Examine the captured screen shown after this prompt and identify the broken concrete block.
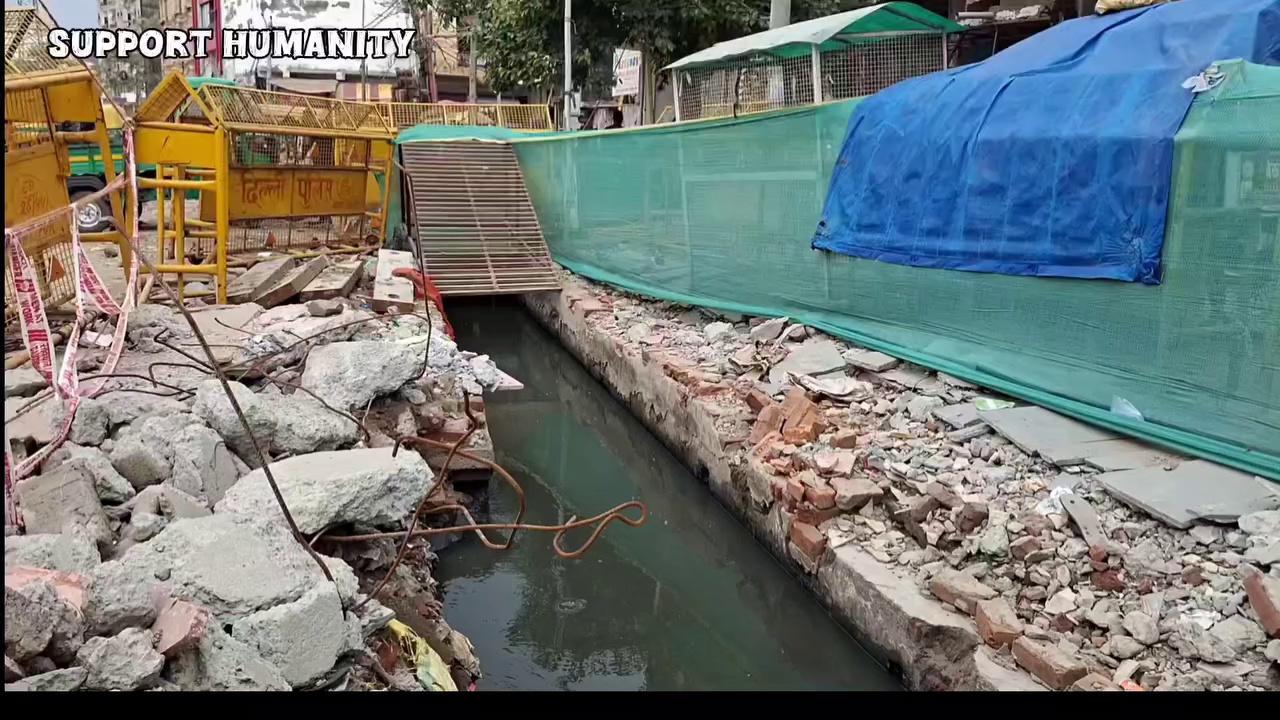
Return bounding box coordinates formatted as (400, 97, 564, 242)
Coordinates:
(5, 530, 101, 573)
(167, 421, 241, 505)
(768, 339, 846, 384)
(1097, 460, 1280, 529)
(928, 569, 997, 615)
(120, 514, 328, 620)
(15, 464, 113, 548)
(227, 257, 296, 305)
(300, 260, 364, 303)
(1011, 636, 1088, 690)
(84, 560, 159, 636)
(5, 366, 49, 398)
(270, 394, 362, 457)
(231, 584, 346, 687)
(43, 444, 135, 505)
(191, 379, 277, 469)
(1242, 567, 1279, 638)
(842, 348, 899, 372)
(299, 341, 424, 413)
(4, 584, 55, 661)
(109, 434, 172, 491)
(830, 476, 882, 511)
(215, 447, 432, 535)
(8, 667, 87, 692)
(252, 257, 329, 309)
(906, 394, 944, 421)
(155, 486, 211, 521)
(153, 598, 211, 657)
(126, 511, 166, 542)
(320, 556, 360, 608)
(5, 396, 60, 447)
(164, 623, 289, 691)
(371, 249, 416, 313)
(305, 299, 343, 317)
(5, 576, 85, 664)
(76, 627, 164, 691)
(749, 317, 787, 342)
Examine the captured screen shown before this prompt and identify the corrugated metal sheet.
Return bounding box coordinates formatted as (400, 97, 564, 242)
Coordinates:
(400, 141, 560, 296)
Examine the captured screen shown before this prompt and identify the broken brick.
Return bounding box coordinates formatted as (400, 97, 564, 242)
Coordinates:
(805, 485, 837, 510)
(795, 504, 842, 527)
(928, 569, 996, 615)
(831, 428, 858, 449)
(749, 404, 786, 444)
(789, 521, 826, 562)
(785, 478, 807, 504)
(1070, 673, 1122, 692)
(1011, 636, 1088, 690)
(830, 476, 882, 512)
(1243, 566, 1280, 638)
(1092, 569, 1126, 592)
(745, 390, 772, 414)
(1010, 536, 1042, 561)
(151, 598, 211, 657)
(975, 597, 1022, 648)
(958, 500, 989, 533)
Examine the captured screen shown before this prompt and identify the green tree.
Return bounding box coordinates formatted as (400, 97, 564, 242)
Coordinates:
(420, 0, 861, 97)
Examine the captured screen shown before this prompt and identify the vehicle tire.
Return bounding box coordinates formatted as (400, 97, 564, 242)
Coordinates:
(70, 188, 112, 233)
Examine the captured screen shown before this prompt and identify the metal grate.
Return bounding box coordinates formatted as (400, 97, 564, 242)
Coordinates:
(381, 102, 554, 131)
(4, 8, 84, 77)
(200, 85, 392, 135)
(136, 72, 199, 123)
(820, 33, 946, 100)
(399, 141, 560, 296)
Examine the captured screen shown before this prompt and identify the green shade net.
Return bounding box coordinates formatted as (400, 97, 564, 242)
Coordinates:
(503, 59, 1279, 479)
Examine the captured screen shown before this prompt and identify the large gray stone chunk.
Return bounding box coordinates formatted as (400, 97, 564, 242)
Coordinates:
(191, 380, 276, 468)
(14, 579, 85, 664)
(9, 667, 87, 692)
(231, 585, 347, 687)
(76, 627, 164, 691)
(120, 513, 325, 620)
(5, 530, 101, 573)
(5, 366, 49, 398)
(109, 435, 172, 490)
(44, 444, 136, 505)
(84, 560, 158, 636)
(270, 394, 362, 456)
(167, 421, 241, 505)
(164, 623, 290, 691)
(1238, 510, 1280, 537)
(15, 464, 113, 548)
(215, 448, 432, 534)
(300, 341, 423, 413)
(4, 585, 55, 661)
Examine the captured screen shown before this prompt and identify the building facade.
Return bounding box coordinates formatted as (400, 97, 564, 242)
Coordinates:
(97, 0, 163, 103)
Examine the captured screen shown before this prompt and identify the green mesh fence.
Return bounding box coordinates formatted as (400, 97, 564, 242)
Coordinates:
(502, 60, 1279, 479)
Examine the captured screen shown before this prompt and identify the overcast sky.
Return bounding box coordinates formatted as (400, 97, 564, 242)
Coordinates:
(45, 0, 98, 28)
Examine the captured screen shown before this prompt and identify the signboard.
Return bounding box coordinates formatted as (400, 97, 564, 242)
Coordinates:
(612, 49, 642, 98)
(203, 168, 370, 221)
(5, 145, 71, 252)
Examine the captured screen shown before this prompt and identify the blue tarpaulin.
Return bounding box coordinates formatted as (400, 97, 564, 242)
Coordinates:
(812, 0, 1280, 284)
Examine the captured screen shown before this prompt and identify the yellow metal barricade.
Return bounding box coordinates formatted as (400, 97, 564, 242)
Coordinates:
(378, 101, 554, 132)
(4, 5, 133, 320)
(134, 71, 397, 303)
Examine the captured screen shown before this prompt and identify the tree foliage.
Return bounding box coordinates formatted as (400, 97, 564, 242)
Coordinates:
(420, 0, 860, 95)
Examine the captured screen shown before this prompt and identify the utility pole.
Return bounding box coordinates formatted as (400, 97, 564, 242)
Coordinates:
(563, 0, 572, 130)
(263, 4, 273, 91)
(360, 0, 369, 100)
(424, 7, 438, 102)
(769, 0, 791, 29)
(467, 22, 477, 103)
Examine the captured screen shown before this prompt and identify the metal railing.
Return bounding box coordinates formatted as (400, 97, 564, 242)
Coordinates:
(378, 102, 553, 132)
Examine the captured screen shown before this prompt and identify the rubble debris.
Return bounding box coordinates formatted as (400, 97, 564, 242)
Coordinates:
(254, 257, 330, 309)
(44, 444, 136, 505)
(300, 340, 425, 413)
(163, 624, 290, 691)
(76, 627, 165, 691)
(928, 569, 996, 614)
(372, 249, 416, 313)
(215, 447, 432, 535)
(842, 347, 899, 372)
(306, 299, 344, 317)
(300, 260, 364, 303)
(5, 584, 57, 661)
(153, 598, 211, 658)
(227, 257, 296, 305)
(1012, 636, 1088, 690)
(1096, 461, 1280, 529)
(750, 317, 787, 342)
(15, 463, 114, 548)
(1070, 672, 1121, 691)
(230, 585, 348, 687)
(5, 366, 48, 397)
(1242, 567, 1279, 638)
(5, 530, 101, 573)
(84, 560, 159, 636)
(975, 597, 1022, 647)
(6, 667, 87, 692)
(768, 339, 846, 385)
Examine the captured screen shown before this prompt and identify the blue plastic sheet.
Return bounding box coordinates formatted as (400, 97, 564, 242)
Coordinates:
(812, 0, 1280, 284)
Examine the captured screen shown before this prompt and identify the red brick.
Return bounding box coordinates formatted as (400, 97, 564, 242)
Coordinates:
(1182, 566, 1205, 587)
(4, 566, 86, 611)
(785, 478, 807, 504)
(1011, 636, 1088, 690)
(749, 404, 786, 444)
(974, 597, 1023, 648)
(152, 598, 211, 657)
(830, 476, 882, 511)
(745, 390, 772, 413)
(692, 382, 729, 397)
(805, 485, 837, 510)
(789, 521, 827, 561)
(1088, 544, 1109, 562)
(768, 457, 793, 475)
(831, 428, 858, 449)
(1243, 566, 1280, 638)
(958, 500, 989, 533)
(1092, 569, 1126, 592)
(928, 569, 996, 615)
(795, 504, 842, 526)
(1010, 536, 1042, 561)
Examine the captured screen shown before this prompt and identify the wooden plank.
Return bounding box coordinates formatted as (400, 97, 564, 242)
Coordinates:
(373, 249, 415, 313)
(253, 257, 330, 309)
(299, 259, 364, 301)
(226, 257, 295, 304)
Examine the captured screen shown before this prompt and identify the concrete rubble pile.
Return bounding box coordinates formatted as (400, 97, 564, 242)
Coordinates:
(551, 270, 1280, 692)
(4, 258, 502, 692)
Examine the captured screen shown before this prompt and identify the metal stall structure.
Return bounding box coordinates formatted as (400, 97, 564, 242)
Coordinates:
(133, 71, 397, 303)
(666, 2, 962, 122)
(379, 102, 554, 132)
(5, 4, 133, 319)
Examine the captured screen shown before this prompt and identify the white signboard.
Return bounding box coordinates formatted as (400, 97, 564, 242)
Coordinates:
(612, 49, 641, 98)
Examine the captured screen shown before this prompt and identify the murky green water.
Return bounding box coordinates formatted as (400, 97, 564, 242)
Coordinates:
(437, 300, 898, 691)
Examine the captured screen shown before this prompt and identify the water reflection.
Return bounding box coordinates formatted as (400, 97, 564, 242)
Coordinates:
(437, 301, 897, 691)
